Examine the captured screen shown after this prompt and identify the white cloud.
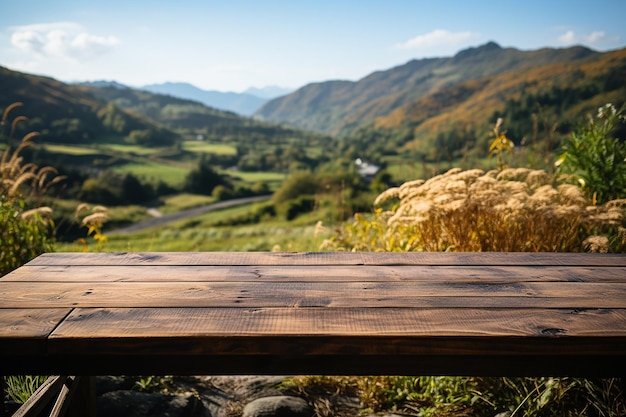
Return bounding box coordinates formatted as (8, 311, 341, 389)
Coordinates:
(558, 30, 607, 45)
(396, 29, 479, 50)
(558, 30, 576, 44)
(10, 22, 119, 61)
(585, 31, 605, 43)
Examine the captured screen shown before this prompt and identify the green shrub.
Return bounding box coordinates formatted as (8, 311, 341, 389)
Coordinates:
(0, 198, 53, 276)
(272, 171, 319, 203)
(556, 103, 626, 204)
(285, 196, 315, 221)
(212, 184, 234, 201)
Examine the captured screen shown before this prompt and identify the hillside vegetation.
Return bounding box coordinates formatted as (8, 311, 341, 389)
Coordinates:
(256, 42, 604, 134)
(1, 65, 333, 171)
(257, 43, 625, 172)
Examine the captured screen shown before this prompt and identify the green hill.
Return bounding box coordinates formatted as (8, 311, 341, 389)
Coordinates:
(0, 66, 176, 146)
(365, 47, 626, 162)
(1, 65, 328, 150)
(75, 84, 317, 146)
(1, 66, 334, 180)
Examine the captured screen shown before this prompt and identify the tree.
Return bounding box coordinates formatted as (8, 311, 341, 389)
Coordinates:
(121, 173, 153, 204)
(184, 155, 229, 195)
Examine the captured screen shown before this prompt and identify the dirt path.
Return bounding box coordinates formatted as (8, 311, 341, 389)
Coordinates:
(112, 195, 271, 234)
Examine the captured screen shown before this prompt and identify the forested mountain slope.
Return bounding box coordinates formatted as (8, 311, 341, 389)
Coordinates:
(255, 42, 604, 136)
(1, 66, 175, 145)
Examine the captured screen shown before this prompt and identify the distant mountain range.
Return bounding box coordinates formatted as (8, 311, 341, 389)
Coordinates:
(243, 86, 294, 99)
(255, 41, 625, 138)
(76, 81, 294, 116)
(139, 82, 263, 116)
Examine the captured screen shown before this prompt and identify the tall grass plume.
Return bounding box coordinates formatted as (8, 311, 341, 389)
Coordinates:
(324, 168, 625, 252)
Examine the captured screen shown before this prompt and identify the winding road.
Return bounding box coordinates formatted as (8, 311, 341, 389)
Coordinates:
(112, 195, 271, 234)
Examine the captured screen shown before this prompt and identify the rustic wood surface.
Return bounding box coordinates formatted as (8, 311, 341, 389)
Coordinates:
(1, 251, 625, 376)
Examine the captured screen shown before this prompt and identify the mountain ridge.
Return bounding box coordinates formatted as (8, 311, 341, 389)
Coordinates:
(254, 41, 601, 135)
(0, 65, 316, 149)
(140, 82, 267, 116)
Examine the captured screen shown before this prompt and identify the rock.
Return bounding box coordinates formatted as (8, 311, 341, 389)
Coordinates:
(96, 376, 135, 395)
(494, 412, 512, 417)
(97, 390, 207, 417)
(242, 395, 313, 417)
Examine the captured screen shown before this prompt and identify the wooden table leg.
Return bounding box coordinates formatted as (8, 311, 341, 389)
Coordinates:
(67, 376, 96, 417)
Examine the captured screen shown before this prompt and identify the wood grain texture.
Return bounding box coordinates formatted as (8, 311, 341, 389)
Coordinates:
(5, 265, 626, 283)
(0, 309, 71, 338)
(0, 308, 71, 356)
(2, 252, 625, 377)
(1, 281, 625, 308)
(26, 251, 626, 267)
(50, 307, 626, 341)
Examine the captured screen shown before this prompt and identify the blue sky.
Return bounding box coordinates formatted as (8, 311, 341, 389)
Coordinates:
(1, 0, 625, 93)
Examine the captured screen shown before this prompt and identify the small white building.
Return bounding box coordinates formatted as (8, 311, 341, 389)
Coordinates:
(355, 158, 380, 179)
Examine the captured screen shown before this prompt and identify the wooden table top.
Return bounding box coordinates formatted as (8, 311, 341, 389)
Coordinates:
(1, 251, 625, 376)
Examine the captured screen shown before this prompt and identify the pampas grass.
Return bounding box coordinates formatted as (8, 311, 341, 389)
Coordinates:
(326, 168, 625, 253)
(1, 103, 65, 200)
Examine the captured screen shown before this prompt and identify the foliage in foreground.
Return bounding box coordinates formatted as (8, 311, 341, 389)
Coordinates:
(2, 376, 48, 405)
(0, 198, 54, 275)
(1, 103, 59, 275)
(323, 167, 626, 253)
(556, 103, 626, 205)
(284, 375, 625, 417)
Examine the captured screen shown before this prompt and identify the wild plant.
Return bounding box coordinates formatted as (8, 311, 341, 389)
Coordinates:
(556, 103, 626, 204)
(1, 103, 61, 276)
(489, 117, 515, 170)
(1, 103, 66, 203)
(323, 167, 626, 253)
(73, 203, 109, 251)
(2, 375, 48, 404)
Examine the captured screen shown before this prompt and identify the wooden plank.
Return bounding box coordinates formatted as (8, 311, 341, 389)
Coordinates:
(1, 282, 626, 308)
(49, 376, 77, 417)
(12, 376, 66, 417)
(48, 307, 626, 356)
(5, 264, 626, 283)
(0, 309, 70, 338)
(0, 308, 71, 356)
(27, 251, 626, 267)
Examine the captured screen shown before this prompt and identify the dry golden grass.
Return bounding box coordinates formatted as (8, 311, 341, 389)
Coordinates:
(1, 103, 65, 201)
(325, 168, 626, 252)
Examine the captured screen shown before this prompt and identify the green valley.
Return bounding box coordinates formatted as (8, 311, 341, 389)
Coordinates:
(2, 41, 625, 252)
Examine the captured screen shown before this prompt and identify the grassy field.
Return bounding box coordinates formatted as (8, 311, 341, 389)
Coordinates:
(99, 143, 163, 155)
(55, 207, 326, 252)
(182, 141, 238, 155)
(42, 144, 103, 156)
(111, 160, 190, 186)
(54, 194, 345, 253)
(158, 193, 216, 214)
